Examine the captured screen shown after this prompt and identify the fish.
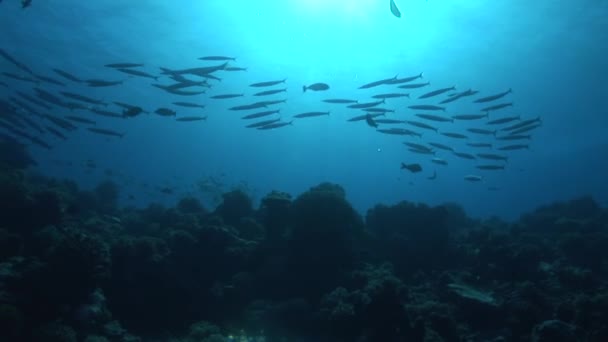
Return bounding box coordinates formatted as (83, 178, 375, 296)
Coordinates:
(34, 88, 66, 106)
(481, 103, 513, 112)
(60, 91, 106, 106)
(172, 102, 205, 109)
(429, 142, 453, 151)
(464, 175, 483, 182)
(87, 127, 124, 138)
(15, 92, 52, 110)
(154, 79, 208, 91)
(155, 108, 176, 116)
(364, 108, 395, 113)
(418, 86, 455, 99)
(43, 116, 77, 132)
(259, 99, 286, 106)
(105, 63, 144, 68)
(467, 128, 496, 136)
(386, 73, 424, 85)
(390, 0, 401, 18)
(29, 136, 52, 150)
(487, 116, 520, 125)
(372, 93, 409, 99)
(64, 116, 96, 125)
(474, 89, 512, 103)
(122, 106, 144, 118)
(254, 89, 287, 96)
(0, 48, 34, 74)
(323, 99, 358, 104)
(245, 118, 281, 128)
(242, 109, 280, 120)
(165, 89, 206, 96)
(359, 75, 398, 89)
(116, 68, 158, 80)
(160, 63, 228, 76)
(348, 100, 385, 109)
(374, 119, 405, 124)
(257, 121, 293, 130)
(86, 79, 123, 87)
(467, 143, 492, 148)
(0, 81, 7, 87)
(366, 114, 379, 128)
(348, 113, 384, 122)
(34, 74, 66, 86)
(22, 0, 32, 9)
(90, 109, 124, 118)
(211, 94, 244, 99)
(452, 114, 488, 120)
(225, 67, 247, 72)
(398, 82, 430, 89)
(45, 126, 68, 140)
(198, 56, 236, 61)
(176, 116, 207, 122)
(476, 165, 505, 170)
(250, 79, 286, 87)
(441, 132, 468, 139)
(501, 117, 542, 132)
(510, 124, 541, 135)
(440, 89, 478, 104)
(401, 163, 422, 173)
(406, 120, 438, 132)
(230, 103, 268, 111)
(404, 142, 433, 153)
(496, 134, 531, 141)
(113, 102, 141, 110)
(452, 152, 476, 160)
(415, 114, 453, 123)
(293, 111, 330, 119)
(52, 68, 83, 83)
(377, 128, 421, 137)
(408, 148, 435, 155)
(303, 83, 330, 92)
(477, 153, 509, 162)
(408, 105, 445, 111)
(497, 144, 529, 151)
(2, 72, 38, 84)
(432, 158, 448, 166)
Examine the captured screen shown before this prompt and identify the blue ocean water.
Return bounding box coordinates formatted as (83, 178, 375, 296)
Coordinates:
(1, 0, 607, 219)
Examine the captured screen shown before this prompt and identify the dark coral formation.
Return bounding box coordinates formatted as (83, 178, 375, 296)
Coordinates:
(1, 166, 608, 341)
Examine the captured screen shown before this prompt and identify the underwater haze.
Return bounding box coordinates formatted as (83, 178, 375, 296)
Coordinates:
(1, 0, 608, 219)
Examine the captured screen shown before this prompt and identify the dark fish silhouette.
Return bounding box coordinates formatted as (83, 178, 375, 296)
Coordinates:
(303, 83, 329, 92)
(401, 163, 422, 173)
(390, 0, 401, 18)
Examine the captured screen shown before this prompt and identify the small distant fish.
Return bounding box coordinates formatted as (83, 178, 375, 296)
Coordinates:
(390, 0, 401, 18)
(501, 117, 541, 132)
(86, 79, 123, 87)
(418, 86, 455, 99)
(176, 116, 207, 122)
(60, 91, 105, 106)
(440, 89, 478, 104)
(386, 73, 424, 85)
(116, 68, 158, 80)
(375, 119, 405, 124)
(230, 103, 268, 111)
(477, 153, 508, 162)
(404, 142, 433, 153)
(415, 114, 453, 123)
(198, 56, 236, 61)
(496, 134, 531, 141)
(52, 68, 83, 83)
(2, 72, 38, 84)
(453, 151, 476, 160)
(211, 94, 244, 99)
(242, 109, 280, 120)
(401, 163, 422, 173)
(225, 66, 247, 72)
(45, 126, 68, 140)
(497, 144, 529, 151)
(293, 111, 330, 119)
(398, 82, 430, 89)
(34, 74, 66, 86)
(254, 89, 286, 96)
(429, 142, 453, 151)
(474, 89, 512, 103)
(323, 99, 358, 104)
(303, 83, 330, 92)
(487, 116, 520, 125)
(87, 127, 124, 138)
(155, 108, 176, 116)
(172, 102, 205, 109)
(122, 106, 144, 118)
(467, 142, 493, 148)
(257, 121, 293, 130)
(348, 100, 385, 109)
(408, 148, 434, 155)
(250, 79, 286, 87)
(0, 81, 7, 87)
(408, 105, 445, 111)
(64, 116, 96, 125)
(246, 118, 281, 128)
(510, 124, 541, 135)
(105, 63, 144, 68)
(481, 103, 513, 112)
(452, 114, 488, 121)
(432, 158, 448, 166)
(476, 165, 505, 170)
(467, 128, 496, 136)
(348, 113, 384, 122)
(441, 132, 468, 139)
(364, 108, 394, 113)
(372, 93, 409, 99)
(359, 75, 398, 89)
(406, 120, 438, 132)
(464, 175, 483, 182)
(377, 128, 421, 137)
(166, 89, 206, 96)
(90, 109, 124, 118)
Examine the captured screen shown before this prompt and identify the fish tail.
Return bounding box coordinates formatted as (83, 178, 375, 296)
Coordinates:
(302, 86, 306, 93)
(419, 72, 424, 78)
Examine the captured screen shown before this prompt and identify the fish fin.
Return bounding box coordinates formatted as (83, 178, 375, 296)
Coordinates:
(302, 86, 306, 93)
